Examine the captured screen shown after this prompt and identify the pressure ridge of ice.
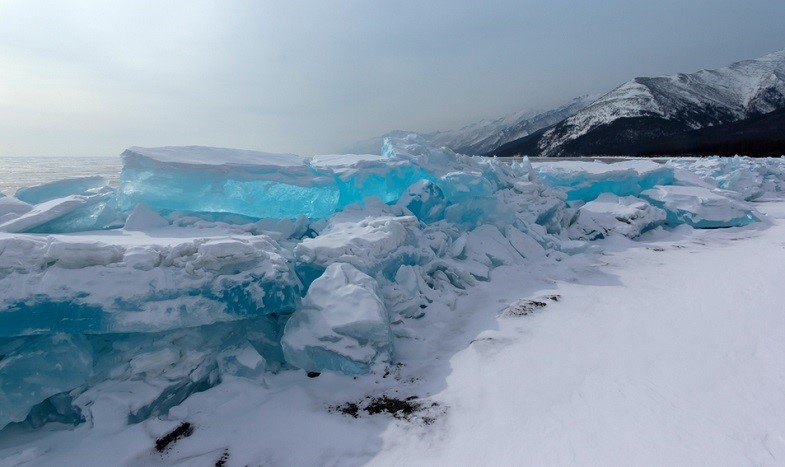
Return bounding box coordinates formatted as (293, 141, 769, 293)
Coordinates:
(1, 135, 784, 430)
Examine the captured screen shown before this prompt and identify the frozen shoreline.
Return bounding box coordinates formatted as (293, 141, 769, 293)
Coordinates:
(3, 200, 784, 466)
(1, 142, 784, 465)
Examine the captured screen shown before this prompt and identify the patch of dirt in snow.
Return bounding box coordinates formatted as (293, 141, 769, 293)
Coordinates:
(155, 422, 194, 453)
(333, 395, 443, 425)
(501, 294, 561, 317)
(214, 448, 230, 466)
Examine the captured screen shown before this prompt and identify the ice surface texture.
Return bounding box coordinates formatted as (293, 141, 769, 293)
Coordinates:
(533, 160, 675, 201)
(14, 176, 107, 205)
(0, 234, 299, 336)
(119, 146, 431, 219)
(282, 263, 392, 374)
(641, 185, 759, 228)
(568, 194, 666, 240)
(1, 137, 784, 431)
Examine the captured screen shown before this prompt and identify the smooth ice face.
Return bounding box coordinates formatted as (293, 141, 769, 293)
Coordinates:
(123, 203, 169, 231)
(641, 185, 759, 228)
(568, 194, 666, 240)
(311, 153, 435, 210)
(119, 146, 434, 220)
(281, 263, 392, 374)
(15, 176, 107, 205)
(534, 160, 675, 201)
(119, 146, 330, 219)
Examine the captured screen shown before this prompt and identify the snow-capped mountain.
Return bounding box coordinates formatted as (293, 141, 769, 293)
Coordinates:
(492, 49, 785, 157)
(343, 95, 597, 155)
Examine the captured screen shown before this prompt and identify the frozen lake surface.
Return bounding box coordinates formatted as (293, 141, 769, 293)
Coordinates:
(0, 156, 121, 195)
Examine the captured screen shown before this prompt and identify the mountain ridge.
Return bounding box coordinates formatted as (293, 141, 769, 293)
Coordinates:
(342, 94, 598, 155)
(491, 49, 785, 157)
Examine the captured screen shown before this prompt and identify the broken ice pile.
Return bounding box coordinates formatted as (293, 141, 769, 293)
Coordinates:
(1, 136, 784, 431)
(666, 156, 785, 201)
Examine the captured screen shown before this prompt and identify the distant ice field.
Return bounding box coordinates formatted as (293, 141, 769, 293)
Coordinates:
(0, 156, 121, 195)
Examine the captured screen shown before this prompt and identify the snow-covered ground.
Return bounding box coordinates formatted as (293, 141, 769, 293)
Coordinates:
(370, 200, 785, 466)
(3, 200, 784, 466)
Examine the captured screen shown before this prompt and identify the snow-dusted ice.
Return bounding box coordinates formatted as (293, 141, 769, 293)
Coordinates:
(533, 159, 674, 201)
(1, 137, 785, 464)
(568, 193, 666, 240)
(14, 176, 108, 205)
(282, 262, 392, 374)
(641, 184, 759, 228)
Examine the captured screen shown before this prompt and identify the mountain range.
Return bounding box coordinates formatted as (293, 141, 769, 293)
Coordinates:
(349, 49, 785, 157)
(342, 95, 597, 155)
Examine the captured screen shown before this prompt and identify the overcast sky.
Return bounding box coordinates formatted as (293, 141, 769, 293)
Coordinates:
(1, 0, 783, 156)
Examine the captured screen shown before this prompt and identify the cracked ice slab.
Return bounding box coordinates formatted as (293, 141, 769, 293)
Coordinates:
(0, 189, 121, 234)
(641, 185, 759, 228)
(15, 176, 108, 205)
(0, 232, 299, 336)
(568, 194, 666, 240)
(533, 160, 674, 201)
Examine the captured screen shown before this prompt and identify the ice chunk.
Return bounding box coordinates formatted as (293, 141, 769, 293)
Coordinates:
(123, 203, 169, 231)
(397, 180, 447, 222)
(641, 185, 759, 228)
(311, 153, 435, 209)
(119, 146, 332, 219)
(0, 197, 33, 224)
(534, 160, 674, 201)
(463, 225, 525, 274)
(15, 176, 107, 205)
(0, 189, 121, 234)
(382, 134, 469, 175)
(568, 194, 666, 240)
(281, 263, 392, 374)
(119, 146, 434, 220)
(295, 213, 426, 275)
(667, 156, 785, 201)
(217, 342, 267, 379)
(0, 235, 299, 336)
(0, 334, 93, 429)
